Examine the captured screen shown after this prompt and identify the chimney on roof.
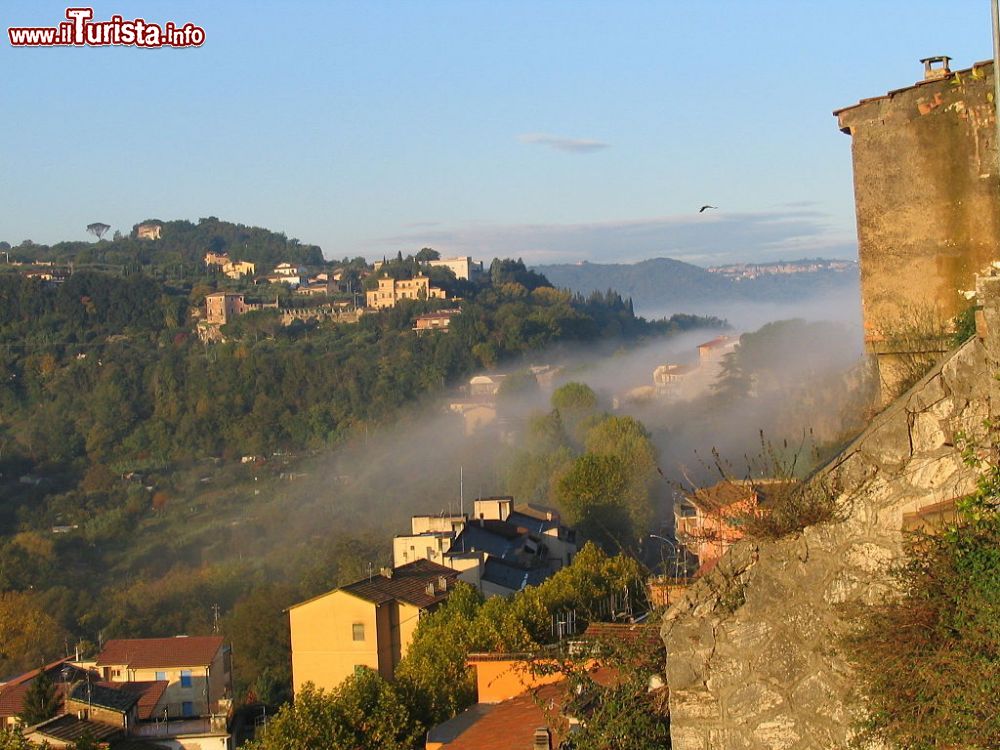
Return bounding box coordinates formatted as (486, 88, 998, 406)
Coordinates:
(920, 55, 951, 81)
(533, 728, 553, 750)
(425, 583, 435, 596)
(437, 576, 448, 592)
(381, 567, 393, 579)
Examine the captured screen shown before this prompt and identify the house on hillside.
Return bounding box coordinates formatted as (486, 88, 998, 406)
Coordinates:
(392, 497, 576, 597)
(222, 260, 255, 279)
(135, 222, 162, 240)
(95, 635, 232, 721)
(0, 658, 85, 728)
(366, 275, 446, 309)
(288, 559, 459, 695)
(675, 479, 794, 576)
(426, 256, 484, 280)
(204, 252, 229, 268)
(414, 308, 461, 333)
(425, 625, 662, 749)
(653, 363, 698, 400)
(2, 637, 232, 749)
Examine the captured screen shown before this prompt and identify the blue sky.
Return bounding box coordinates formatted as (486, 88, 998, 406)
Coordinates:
(1, 1, 992, 265)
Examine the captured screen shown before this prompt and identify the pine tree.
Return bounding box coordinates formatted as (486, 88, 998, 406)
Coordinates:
(18, 671, 60, 726)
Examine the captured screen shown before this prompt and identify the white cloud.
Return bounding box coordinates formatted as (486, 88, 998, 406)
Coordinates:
(517, 132, 610, 153)
(366, 210, 857, 266)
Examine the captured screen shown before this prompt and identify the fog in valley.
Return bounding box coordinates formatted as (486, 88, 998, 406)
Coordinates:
(253, 282, 869, 573)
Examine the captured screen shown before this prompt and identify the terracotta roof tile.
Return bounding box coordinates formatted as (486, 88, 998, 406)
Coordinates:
(27, 714, 121, 743)
(292, 559, 460, 610)
(95, 680, 168, 720)
(427, 683, 564, 750)
(0, 658, 75, 719)
(95, 636, 224, 670)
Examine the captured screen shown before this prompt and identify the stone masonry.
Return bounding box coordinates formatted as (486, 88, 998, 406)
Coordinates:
(661, 277, 999, 748)
(834, 58, 1000, 401)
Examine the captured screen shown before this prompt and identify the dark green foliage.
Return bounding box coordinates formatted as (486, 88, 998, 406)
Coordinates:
(557, 454, 634, 549)
(534, 620, 669, 750)
(18, 671, 60, 726)
(951, 304, 978, 346)
(12, 217, 322, 270)
(847, 465, 1000, 749)
(395, 544, 646, 728)
(245, 672, 420, 750)
(71, 732, 99, 750)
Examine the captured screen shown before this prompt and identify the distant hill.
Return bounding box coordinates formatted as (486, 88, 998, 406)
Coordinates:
(8, 216, 324, 270)
(533, 257, 859, 314)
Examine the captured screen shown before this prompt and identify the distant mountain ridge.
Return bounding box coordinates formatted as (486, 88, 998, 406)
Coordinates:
(533, 257, 859, 313)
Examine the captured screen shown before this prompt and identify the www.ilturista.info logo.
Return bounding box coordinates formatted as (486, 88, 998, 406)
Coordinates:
(8, 7, 205, 48)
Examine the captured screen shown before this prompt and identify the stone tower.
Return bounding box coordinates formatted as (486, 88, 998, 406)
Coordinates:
(834, 56, 1000, 400)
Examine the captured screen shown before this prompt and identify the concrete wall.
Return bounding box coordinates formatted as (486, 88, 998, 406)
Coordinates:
(289, 590, 383, 694)
(836, 60, 1000, 398)
(663, 316, 994, 748)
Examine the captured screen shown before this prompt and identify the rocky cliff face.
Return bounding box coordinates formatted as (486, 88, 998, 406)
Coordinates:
(662, 299, 995, 748)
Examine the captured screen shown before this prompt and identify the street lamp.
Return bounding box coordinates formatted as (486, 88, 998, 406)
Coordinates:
(648, 534, 681, 580)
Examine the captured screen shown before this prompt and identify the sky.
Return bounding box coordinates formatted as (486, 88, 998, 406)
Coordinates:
(1, 1, 993, 265)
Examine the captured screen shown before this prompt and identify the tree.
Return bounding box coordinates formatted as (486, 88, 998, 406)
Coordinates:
(86, 223, 111, 241)
(0, 593, 68, 677)
(414, 248, 440, 262)
(846, 465, 1000, 750)
(0, 728, 32, 750)
(18, 671, 60, 726)
(584, 416, 659, 533)
(557, 454, 635, 550)
(222, 583, 297, 704)
(245, 674, 419, 750)
(535, 618, 669, 750)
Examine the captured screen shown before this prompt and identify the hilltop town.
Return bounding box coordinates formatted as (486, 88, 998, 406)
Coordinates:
(2, 18, 999, 750)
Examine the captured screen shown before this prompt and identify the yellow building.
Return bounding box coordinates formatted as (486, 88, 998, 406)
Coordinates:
(223, 260, 256, 279)
(366, 275, 446, 309)
(94, 635, 232, 720)
(288, 559, 458, 695)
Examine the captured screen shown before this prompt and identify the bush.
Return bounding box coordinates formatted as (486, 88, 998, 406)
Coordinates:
(845, 466, 1000, 749)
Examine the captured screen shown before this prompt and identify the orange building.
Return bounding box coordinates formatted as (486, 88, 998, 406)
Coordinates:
(675, 480, 792, 575)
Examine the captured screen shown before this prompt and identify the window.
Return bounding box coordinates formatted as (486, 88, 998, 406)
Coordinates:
(352, 623, 365, 641)
(154, 671, 166, 682)
(180, 670, 192, 688)
(181, 701, 194, 717)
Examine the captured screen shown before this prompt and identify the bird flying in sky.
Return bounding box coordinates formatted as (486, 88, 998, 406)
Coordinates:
(699, 205, 718, 213)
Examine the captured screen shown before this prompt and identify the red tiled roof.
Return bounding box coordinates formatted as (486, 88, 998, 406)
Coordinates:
(428, 682, 564, 749)
(27, 714, 121, 743)
(698, 335, 735, 350)
(97, 680, 169, 720)
(0, 658, 73, 719)
(95, 636, 224, 669)
(429, 665, 622, 749)
(339, 559, 459, 608)
(289, 559, 460, 611)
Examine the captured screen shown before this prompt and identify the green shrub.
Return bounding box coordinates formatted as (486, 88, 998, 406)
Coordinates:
(845, 466, 1000, 749)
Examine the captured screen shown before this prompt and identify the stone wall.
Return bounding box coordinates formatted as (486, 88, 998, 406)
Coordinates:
(662, 321, 993, 748)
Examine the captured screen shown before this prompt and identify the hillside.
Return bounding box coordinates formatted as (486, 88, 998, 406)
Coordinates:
(534, 257, 859, 314)
(4, 216, 324, 270)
